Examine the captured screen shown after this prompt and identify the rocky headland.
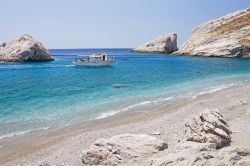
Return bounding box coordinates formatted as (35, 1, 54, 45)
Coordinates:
(173, 8, 250, 57)
(0, 34, 53, 62)
(131, 33, 178, 54)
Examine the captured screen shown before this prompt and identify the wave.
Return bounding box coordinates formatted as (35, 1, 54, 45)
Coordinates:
(95, 97, 173, 119)
(0, 127, 49, 140)
(192, 83, 234, 99)
(95, 82, 238, 120)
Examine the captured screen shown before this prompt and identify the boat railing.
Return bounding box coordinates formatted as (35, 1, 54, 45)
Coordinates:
(74, 55, 115, 62)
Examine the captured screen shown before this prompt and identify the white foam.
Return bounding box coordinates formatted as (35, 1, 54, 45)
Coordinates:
(0, 65, 33, 69)
(65, 64, 74, 67)
(151, 97, 173, 103)
(0, 64, 74, 69)
(94, 110, 121, 119)
(0, 127, 49, 140)
(0, 131, 31, 140)
(95, 97, 173, 119)
(36, 64, 74, 68)
(192, 83, 234, 99)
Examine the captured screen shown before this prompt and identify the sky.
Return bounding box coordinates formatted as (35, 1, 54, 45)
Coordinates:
(0, 0, 249, 49)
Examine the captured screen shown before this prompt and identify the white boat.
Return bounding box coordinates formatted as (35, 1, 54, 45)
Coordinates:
(73, 53, 115, 67)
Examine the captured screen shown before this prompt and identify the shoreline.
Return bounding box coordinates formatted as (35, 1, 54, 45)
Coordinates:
(1, 82, 250, 165)
(0, 79, 236, 141)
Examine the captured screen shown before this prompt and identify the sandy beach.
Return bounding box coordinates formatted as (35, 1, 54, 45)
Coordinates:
(0, 81, 249, 166)
(1, 1, 250, 166)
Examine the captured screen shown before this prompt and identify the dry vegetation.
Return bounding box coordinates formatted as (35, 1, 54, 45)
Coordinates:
(239, 38, 250, 45)
(211, 13, 250, 36)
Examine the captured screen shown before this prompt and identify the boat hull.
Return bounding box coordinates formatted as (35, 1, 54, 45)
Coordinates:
(73, 60, 114, 67)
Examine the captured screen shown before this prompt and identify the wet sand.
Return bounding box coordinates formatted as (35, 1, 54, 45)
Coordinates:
(1, 82, 250, 166)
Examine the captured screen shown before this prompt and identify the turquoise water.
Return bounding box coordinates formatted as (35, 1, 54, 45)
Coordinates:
(1, 48, 250, 139)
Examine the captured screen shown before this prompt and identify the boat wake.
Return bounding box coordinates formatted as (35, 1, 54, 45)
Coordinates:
(0, 64, 74, 69)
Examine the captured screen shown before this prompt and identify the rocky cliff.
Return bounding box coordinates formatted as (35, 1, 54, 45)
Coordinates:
(174, 8, 250, 57)
(0, 34, 53, 62)
(131, 33, 178, 54)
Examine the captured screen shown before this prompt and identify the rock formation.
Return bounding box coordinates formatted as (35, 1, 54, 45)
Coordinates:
(81, 134, 168, 165)
(131, 33, 178, 54)
(184, 109, 231, 148)
(0, 34, 53, 62)
(152, 142, 250, 166)
(174, 8, 250, 57)
(81, 110, 250, 166)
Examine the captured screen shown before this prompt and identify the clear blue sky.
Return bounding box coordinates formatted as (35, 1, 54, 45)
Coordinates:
(1, 0, 249, 49)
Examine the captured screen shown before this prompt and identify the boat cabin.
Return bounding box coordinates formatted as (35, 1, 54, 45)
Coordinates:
(74, 53, 115, 66)
(90, 53, 108, 61)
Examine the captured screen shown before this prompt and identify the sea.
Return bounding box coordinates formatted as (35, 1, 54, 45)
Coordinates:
(1, 48, 250, 139)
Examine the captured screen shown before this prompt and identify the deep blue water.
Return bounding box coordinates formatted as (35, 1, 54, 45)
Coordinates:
(1, 48, 250, 138)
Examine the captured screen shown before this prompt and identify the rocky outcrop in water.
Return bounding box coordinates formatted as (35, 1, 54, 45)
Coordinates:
(112, 84, 129, 88)
(131, 33, 178, 54)
(174, 8, 250, 57)
(184, 109, 231, 148)
(0, 34, 53, 62)
(81, 110, 250, 166)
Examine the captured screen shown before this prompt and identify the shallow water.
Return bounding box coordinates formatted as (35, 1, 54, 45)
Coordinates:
(1, 48, 250, 139)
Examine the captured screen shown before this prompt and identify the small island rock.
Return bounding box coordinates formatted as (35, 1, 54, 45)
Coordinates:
(0, 34, 53, 62)
(173, 8, 250, 57)
(131, 33, 178, 54)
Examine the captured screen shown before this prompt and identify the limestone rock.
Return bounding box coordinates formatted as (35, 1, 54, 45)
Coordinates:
(0, 34, 53, 62)
(132, 33, 178, 54)
(174, 8, 250, 57)
(184, 109, 232, 148)
(151, 142, 250, 166)
(81, 135, 250, 166)
(80, 110, 250, 166)
(81, 134, 168, 165)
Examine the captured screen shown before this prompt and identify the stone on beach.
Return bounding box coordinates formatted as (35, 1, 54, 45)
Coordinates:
(0, 34, 53, 62)
(184, 109, 232, 148)
(151, 142, 250, 166)
(80, 109, 250, 166)
(38, 162, 51, 166)
(80, 134, 168, 165)
(173, 8, 250, 57)
(131, 33, 178, 54)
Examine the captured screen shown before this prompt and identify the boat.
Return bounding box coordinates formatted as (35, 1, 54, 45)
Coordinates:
(73, 53, 115, 67)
